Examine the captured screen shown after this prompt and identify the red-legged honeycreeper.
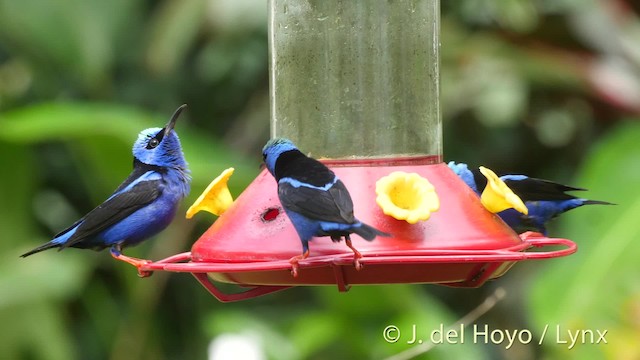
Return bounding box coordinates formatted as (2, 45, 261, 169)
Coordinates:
(262, 138, 390, 276)
(448, 161, 613, 235)
(21, 105, 191, 275)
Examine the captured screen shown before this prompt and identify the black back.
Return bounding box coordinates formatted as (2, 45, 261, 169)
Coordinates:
(274, 150, 335, 186)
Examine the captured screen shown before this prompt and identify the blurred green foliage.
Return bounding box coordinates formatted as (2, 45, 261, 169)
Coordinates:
(0, 0, 639, 359)
(530, 122, 640, 360)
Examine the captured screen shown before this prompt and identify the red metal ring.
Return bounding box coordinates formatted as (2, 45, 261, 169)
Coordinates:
(139, 234, 576, 273)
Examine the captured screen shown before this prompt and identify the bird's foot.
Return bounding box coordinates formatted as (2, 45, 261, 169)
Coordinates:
(345, 237, 363, 271)
(288, 250, 310, 277)
(110, 248, 153, 278)
(353, 257, 362, 271)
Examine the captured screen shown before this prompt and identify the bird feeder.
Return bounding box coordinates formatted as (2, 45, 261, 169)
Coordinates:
(139, 0, 576, 301)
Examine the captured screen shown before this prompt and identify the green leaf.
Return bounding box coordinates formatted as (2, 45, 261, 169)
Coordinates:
(529, 121, 640, 359)
(0, 102, 156, 144)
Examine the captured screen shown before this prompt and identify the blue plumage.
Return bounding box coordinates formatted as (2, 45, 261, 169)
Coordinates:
(262, 138, 390, 275)
(22, 105, 191, 273)
(448, 161, 612, 235)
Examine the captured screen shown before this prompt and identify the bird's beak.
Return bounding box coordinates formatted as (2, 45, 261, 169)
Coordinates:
(164, 104, 187, 137)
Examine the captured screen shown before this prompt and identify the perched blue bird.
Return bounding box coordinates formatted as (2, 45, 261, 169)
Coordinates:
(21, 105, 191, 274)
(448, 161, 612, 235)
(262, 138, 390, 276)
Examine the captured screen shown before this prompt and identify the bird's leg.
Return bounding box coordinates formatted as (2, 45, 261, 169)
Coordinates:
(344, 235, 363, 271)
(288, 249, 310, 278)
(110, 245, 153, 278)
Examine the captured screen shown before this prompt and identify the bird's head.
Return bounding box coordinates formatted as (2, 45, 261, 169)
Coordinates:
(132, 104, 188, 169)
(447, 161, 480, 194)
(262, 137, 298, 176)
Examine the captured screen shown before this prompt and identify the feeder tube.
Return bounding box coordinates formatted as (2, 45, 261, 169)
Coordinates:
(268, 0, 441, 160)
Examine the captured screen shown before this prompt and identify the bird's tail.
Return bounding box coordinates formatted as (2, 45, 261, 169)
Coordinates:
(582, 200, 615, 206)
(354, 222, 391, 241)
(20, 241, 59, 258)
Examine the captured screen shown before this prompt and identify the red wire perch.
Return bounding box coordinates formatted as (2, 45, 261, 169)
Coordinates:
(140, 233, 575, 272)
(134, 232, 576, 302)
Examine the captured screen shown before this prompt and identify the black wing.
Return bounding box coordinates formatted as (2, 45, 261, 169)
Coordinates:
(278, 179, 356, 224)
(60, 179, 163, 248)
(503, 177, 584, 202)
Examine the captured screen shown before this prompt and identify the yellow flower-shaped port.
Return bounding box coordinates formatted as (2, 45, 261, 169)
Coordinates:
(478, 166, 528, 215)
(375, 171, 440, 224)
(186, 167, 235, 219)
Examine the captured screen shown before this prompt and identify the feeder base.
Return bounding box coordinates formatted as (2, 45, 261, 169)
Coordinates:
(137, 233, 576, 302)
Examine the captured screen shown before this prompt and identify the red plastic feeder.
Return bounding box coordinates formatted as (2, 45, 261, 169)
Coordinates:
(139, 159, 576, 302)
(139, 0, 576, 301)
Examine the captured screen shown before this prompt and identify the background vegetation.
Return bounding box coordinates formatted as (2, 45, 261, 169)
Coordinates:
(1, 0, 639, 359)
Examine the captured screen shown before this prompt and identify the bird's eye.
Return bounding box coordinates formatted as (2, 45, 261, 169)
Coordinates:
(148, 138, 160, 149)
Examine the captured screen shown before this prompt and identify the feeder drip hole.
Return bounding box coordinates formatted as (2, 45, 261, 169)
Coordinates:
(261, 207, 281, 222)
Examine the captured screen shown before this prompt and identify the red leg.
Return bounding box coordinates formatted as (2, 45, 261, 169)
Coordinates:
(110, 247, 153, 278)
(288, 250, 310, 277)
(345, 237, 363, 270)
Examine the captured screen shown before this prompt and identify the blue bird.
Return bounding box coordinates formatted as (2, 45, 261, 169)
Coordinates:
(262, 138, 390, 276)
(21, 105, 191, 275)
(448, 161, 612, 235)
